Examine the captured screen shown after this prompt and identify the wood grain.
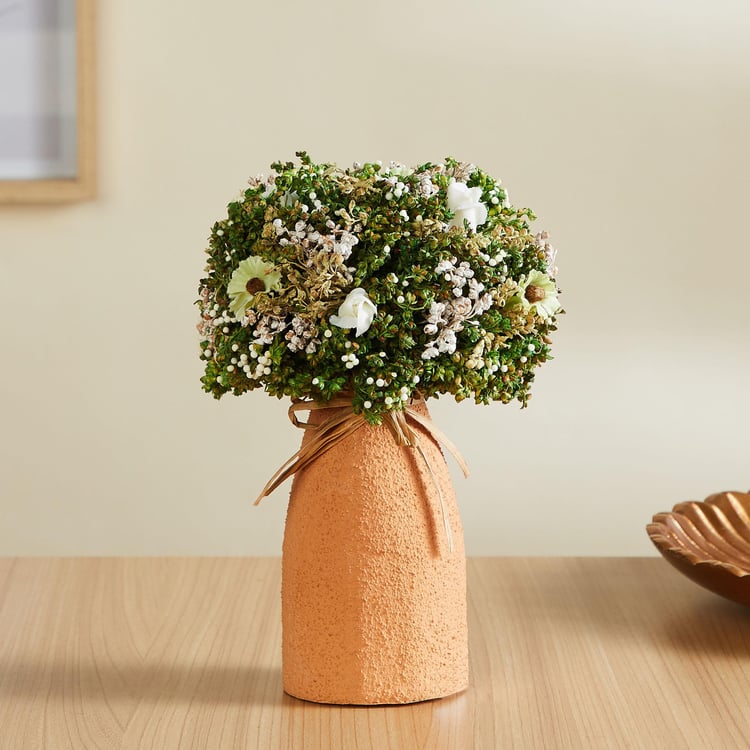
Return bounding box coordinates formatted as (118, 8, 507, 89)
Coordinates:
(1, 557, 749, 748)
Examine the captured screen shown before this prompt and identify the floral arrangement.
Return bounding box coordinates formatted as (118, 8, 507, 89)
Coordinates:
(197, 152, 561, 424)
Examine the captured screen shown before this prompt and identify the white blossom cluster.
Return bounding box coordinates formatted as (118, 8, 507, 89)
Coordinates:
(246, 171, 276, 190)
(222, 339, 276, 382)
(381, 161, 412, 178)
(435, 258, 488, 300)
(273, 217, 359, 263)
(236, 346, 273, 381)
(197, 287, 215, 347)
(421, 297, 493, 360)
(246, 171, 277, 200)
(421, 257, 493, 360)
(252, 314, 287, 347)
(383, 175, 410, 202)
(417, 173, 439, 198)
(236, 303, 321, 358)
(199, 299, 244, 361)
(534, 230, 558, 276)
(286, 315, 320, 354)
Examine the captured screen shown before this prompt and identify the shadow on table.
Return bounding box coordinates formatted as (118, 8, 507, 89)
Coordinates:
(490, 558, 750, 659)
(652, 597, 750, 657)
(0, 659, 285, 707)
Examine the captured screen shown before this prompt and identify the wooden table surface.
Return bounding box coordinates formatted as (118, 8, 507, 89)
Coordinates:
(1, 557, 749, 749)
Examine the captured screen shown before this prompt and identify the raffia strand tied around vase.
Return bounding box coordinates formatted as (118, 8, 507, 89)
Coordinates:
(255, 396, 469, 554)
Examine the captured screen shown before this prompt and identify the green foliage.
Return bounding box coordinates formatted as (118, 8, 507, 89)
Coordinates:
(197, 153, 562, 422)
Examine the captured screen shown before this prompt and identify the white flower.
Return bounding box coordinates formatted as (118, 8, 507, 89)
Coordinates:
(282, 191, 299, 207)
(383, 162, 412, 178)
(447, 180, 488, 232)
(329, 288, 377, 337)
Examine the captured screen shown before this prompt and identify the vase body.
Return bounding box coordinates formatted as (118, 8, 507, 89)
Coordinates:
(281, 400, 468, 704)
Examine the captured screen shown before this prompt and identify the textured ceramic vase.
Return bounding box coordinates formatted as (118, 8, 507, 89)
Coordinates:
(281, 399, 468, 705)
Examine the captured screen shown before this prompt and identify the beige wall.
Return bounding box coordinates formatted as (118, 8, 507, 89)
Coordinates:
(2, 0, 749, 555)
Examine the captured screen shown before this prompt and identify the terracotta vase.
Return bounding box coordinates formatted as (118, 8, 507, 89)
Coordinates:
(281, 399, 468, 705)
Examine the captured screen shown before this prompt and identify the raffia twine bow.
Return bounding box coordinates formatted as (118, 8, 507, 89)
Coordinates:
(255, 396, 469, 554)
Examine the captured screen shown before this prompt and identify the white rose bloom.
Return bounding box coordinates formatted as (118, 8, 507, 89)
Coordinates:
(329, 288, 377, 337)
(447, 180, 488, 232)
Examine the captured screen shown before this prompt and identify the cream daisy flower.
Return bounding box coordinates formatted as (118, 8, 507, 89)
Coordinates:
(227, 256, 282, 320)
(518, 270, 561, 320)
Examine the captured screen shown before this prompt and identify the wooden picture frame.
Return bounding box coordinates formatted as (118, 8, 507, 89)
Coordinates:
(0, 0, 96, 203)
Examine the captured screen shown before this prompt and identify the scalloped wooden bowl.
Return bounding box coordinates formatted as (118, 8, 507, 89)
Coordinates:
(646, 490, 750, 606)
